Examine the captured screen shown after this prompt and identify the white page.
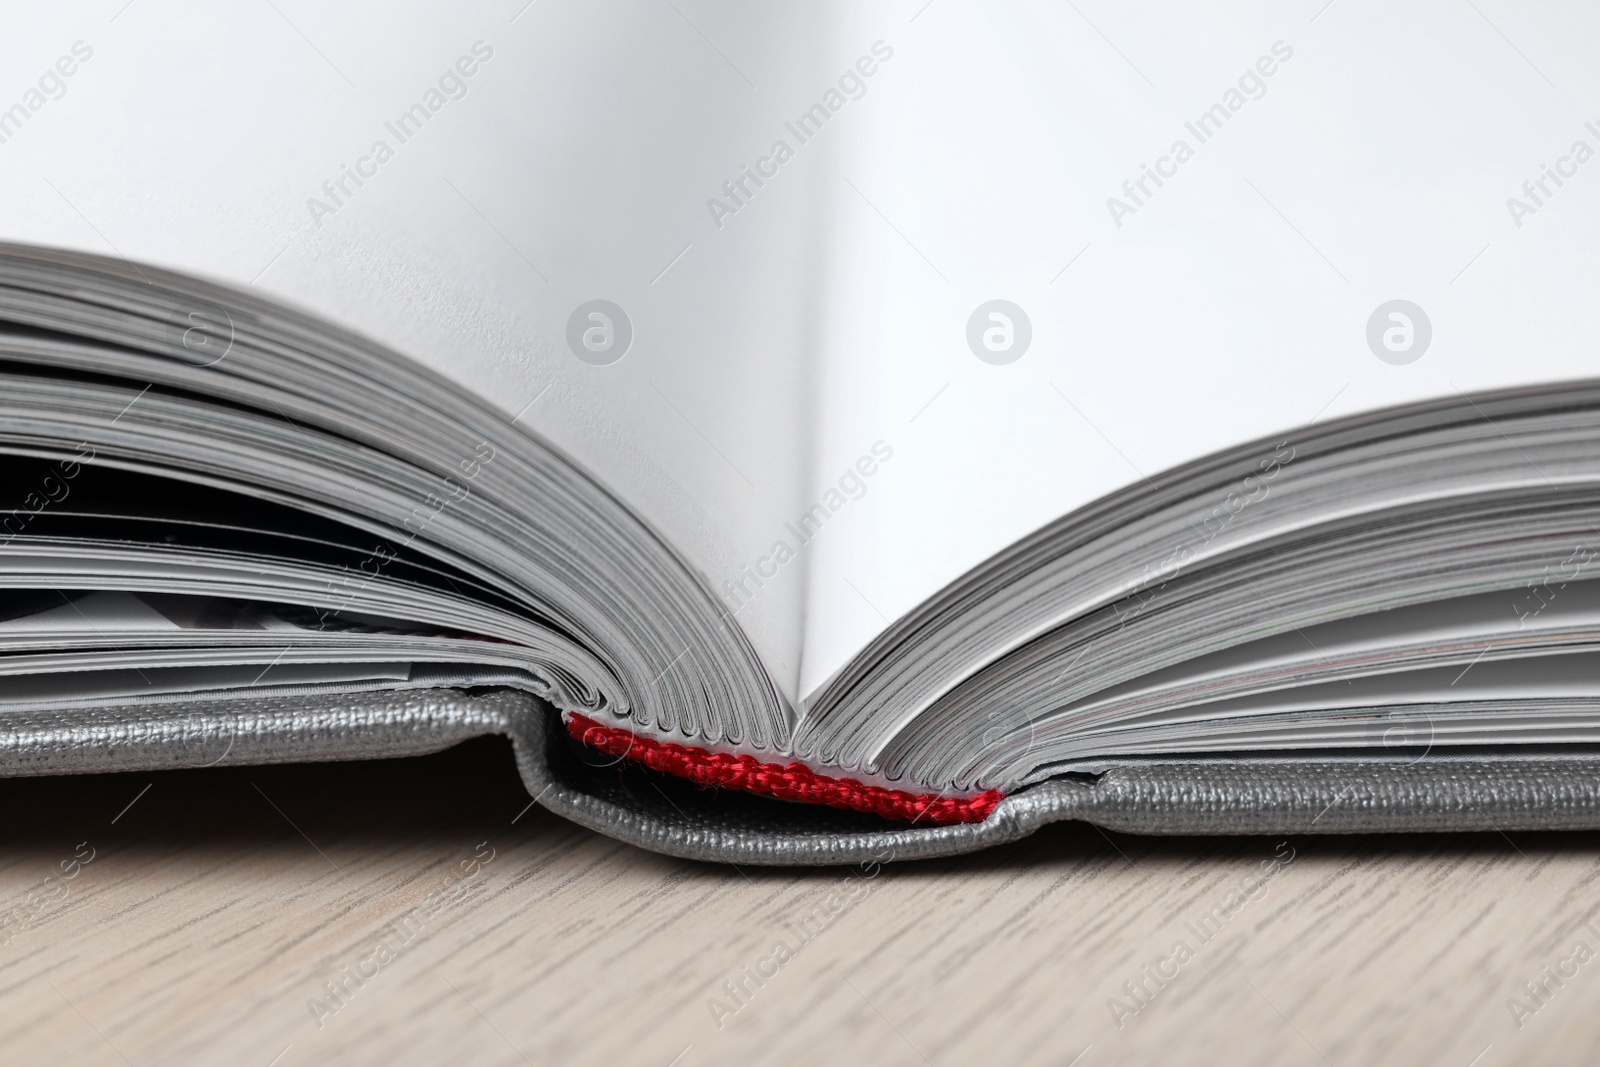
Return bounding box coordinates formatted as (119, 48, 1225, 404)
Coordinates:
(1167, 651, 1600, 719)
(1065, 580, 1600, 721)
(0, 0, 854, 702)
(799, 1, 1600, 698)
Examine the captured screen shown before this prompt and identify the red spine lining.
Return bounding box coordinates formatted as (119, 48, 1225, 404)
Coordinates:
(566, 714, 1004, 825)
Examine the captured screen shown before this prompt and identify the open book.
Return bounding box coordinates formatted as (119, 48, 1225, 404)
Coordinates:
(4, 2, 1600, 863)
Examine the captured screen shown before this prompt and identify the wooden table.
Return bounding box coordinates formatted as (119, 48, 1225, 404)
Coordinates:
(0, 736, 1595, 1065)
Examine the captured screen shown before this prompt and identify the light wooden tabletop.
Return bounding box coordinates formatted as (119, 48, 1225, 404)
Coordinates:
(1, 737, 1596, 1066)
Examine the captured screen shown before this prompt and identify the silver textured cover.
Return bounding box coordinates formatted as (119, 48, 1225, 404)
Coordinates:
(5, 687, 1600, 866)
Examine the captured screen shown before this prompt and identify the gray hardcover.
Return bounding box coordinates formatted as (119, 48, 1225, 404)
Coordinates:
(5, 687, 1597, 866)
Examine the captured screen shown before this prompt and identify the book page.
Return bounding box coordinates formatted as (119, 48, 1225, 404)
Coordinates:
(797, 1, 1600, 700)
(0, 0, 846, 702)
(11, 3, 1598, 716)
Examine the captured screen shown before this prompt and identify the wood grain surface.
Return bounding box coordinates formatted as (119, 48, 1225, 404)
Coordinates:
(0, 736, 1597, 1066)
